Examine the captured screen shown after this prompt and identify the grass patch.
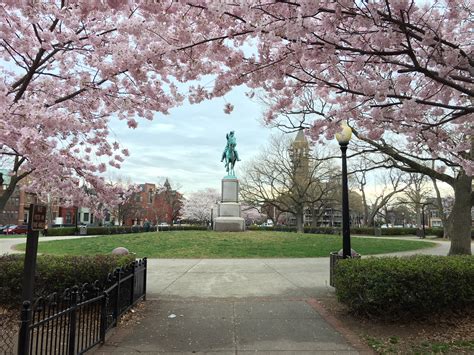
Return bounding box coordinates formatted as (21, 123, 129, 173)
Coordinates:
(15, 231, 436, 258)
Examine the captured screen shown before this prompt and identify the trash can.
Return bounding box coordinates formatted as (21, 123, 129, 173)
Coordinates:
(329, 249, 361, 287)
(374, 228, 382, 236)
(79, 225, 87, 235)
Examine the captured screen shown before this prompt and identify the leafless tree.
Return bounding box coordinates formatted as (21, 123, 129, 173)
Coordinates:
(240, 134, 338, 233)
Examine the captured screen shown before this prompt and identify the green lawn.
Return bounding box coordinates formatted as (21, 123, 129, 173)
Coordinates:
(0, 234, 27, 239)
(15, 231, 436, 258)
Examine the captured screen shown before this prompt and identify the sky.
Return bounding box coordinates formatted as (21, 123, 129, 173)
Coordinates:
(108, 85, 274, 194)
(106, 84, 453, 199)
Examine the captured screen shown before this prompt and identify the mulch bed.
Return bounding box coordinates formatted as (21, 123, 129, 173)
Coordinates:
(317, 296, 474, 354)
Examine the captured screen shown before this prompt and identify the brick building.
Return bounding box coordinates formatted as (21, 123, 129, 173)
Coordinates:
(123, 179, 183, 226)
(0, 170, 40, 226)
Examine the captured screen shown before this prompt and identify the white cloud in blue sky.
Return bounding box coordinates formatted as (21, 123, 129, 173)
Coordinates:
(108, 85, 273, 193)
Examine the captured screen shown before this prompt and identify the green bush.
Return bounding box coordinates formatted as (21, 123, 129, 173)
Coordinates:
(0, 254, 134, 307)
(46, 224, 207, 236)
(247, 225, 450, 237)
(304, 226, 341, 234)
(167, 225, 207, 231)
(334, 255, 474, 319)
(46, 227, 76, 236)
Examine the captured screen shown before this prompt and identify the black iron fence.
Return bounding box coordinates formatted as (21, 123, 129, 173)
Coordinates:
(17, 258, 147, 355)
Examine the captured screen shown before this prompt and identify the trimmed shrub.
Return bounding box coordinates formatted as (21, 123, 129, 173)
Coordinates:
(169, 225, 207, 231)
(0, 254, 134, 307)
(46, 224, 207, 236)
(334, 255, 474, 319)
(304, 226, 341, 234)
(46, 227, 76, 236)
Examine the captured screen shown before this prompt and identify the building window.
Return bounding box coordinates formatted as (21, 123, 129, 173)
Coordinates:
(83, 213, 89, 222)
(65, 212, 72, 224)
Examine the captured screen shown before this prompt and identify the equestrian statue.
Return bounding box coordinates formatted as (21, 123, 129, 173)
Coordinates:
(221, 131, 241, 177)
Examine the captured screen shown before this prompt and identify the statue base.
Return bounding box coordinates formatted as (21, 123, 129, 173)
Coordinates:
(213, 178, 245, 232)
(213, 217, 245, 232)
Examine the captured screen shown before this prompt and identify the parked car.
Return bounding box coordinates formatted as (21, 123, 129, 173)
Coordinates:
(0, 224, 14, 233)
(158, 222, 170, 227)
(4, 225, 28, 234)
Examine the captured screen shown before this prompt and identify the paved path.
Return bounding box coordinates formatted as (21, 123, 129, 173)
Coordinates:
(0, 234, 99, 254)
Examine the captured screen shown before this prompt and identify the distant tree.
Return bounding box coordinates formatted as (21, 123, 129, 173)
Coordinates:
(353, 167, 408, 227)
(397, 174, 433, 229)
(240, 134, 338, 233)
(181, 188, 219, 225)
(241, 205, 266, 226)
(430, 177, 455, 238)
(115, 194, 142, 226)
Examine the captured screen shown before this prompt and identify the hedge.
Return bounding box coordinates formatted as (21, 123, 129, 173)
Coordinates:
(334, 255, 474, 319)
(0, 254, 134, 307)
(44, 225, 468, 238)
(247, 225, 447, 236)
(46, 224, 208, 236)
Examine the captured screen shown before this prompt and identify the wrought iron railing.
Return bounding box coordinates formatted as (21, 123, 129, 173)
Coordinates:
(17, 258, 147, 355)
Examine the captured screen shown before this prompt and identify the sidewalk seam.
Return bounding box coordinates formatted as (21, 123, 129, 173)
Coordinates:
(159, 259, 203, 293)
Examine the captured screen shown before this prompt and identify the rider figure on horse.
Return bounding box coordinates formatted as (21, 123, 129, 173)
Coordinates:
(221, 131, 241, 176)
(221, 131, 241, 163)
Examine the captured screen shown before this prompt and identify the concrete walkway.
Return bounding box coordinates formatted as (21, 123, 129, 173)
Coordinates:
(0, 234, 99, 254)
(94, 258, 367, 354)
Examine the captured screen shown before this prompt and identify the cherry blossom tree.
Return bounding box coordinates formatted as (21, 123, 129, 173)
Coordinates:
(1, 1, 471, 253)
(241, 205, 266, 226)
(0, 1, 220, 212)
(181, 188, 219, 225)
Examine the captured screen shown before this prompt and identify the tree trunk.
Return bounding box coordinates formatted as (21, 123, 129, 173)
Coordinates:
(0, 176, 19, 211)
(447, 173, 472, 255)
(415, 205, 422, 229)
(295, 208, 304, 233)
(361, 187, 369, 226)
(430, 177, 451, 239)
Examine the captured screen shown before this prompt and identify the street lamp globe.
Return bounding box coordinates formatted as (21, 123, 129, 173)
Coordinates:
(335, 124, 352, 145)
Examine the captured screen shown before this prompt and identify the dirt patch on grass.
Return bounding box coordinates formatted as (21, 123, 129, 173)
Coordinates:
(318, 296, 474, 354)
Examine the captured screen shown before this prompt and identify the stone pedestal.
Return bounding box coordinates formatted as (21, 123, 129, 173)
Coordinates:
(213, 178, 245, 232)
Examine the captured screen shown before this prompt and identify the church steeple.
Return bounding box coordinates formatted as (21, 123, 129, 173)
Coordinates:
(290, 129, 310, 183)
(294, 129, 307, 145)
(164, 178, 171, 190)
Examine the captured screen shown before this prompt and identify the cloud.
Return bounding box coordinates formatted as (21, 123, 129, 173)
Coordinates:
(107, 85, 272, 195)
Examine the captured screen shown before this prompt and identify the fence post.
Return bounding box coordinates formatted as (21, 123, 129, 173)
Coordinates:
(99, 291, 108, 343)
(68, 286, 79, 355)
(143, 258, 147, 301)
(130, 261, 136, 305)
(114, 268, 122, 322)
(18, 301, 32, 355)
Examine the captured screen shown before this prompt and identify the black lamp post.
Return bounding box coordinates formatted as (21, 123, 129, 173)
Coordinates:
(336, 124, 352, 259)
